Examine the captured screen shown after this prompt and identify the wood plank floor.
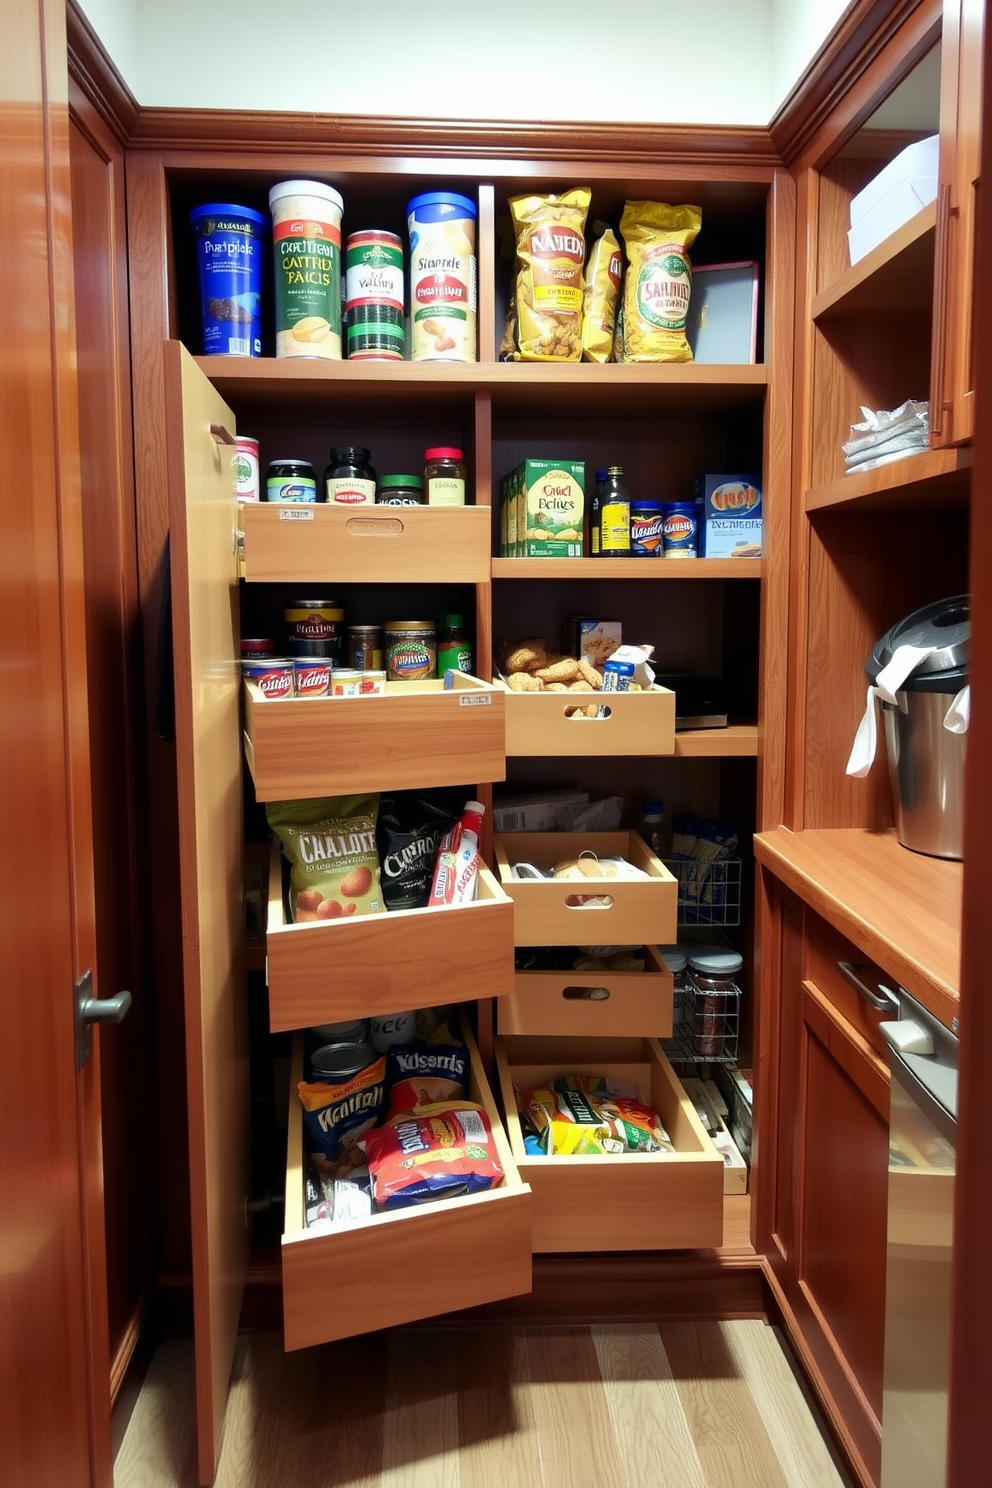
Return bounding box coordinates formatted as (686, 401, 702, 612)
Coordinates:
(114, 1323, 853, 1488)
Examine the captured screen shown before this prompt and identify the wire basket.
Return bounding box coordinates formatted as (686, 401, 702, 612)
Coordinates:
(662, 856, 742, 926)
(663, 980, 741, 1064)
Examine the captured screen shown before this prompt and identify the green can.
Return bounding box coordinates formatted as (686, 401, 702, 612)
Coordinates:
(268, 179, 344, 360)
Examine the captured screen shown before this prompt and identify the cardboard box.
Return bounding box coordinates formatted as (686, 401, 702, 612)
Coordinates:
(694, 474, 762, 559)
(505, 459, 585, 558)
(491, 789, 589, 833)
(563, 617, 623, 670)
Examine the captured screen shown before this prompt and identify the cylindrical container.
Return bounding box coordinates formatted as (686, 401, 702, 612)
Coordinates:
(269, 179, 344, 360)
(377, 474, 424, 506)
(407, 191, 477, 362)
(370, 1012, 417, 1052)
(385, 621, 436, 681)
(360, 669, 387, 695)
(345, 230, 405, 361)
(241, 657, 295, 699)
(424, 447, 467, 506)
(234, 437, 260, 500)
(658, 944, 689, 1027)
(588, 469, 607, 556)
(330, 669, 363, 696)
(637, 801, 670, 858)
(284, 599, 344, 663)
(308, 1041, 376, 1083)
(687, 947, 743, 1057)
(602, 659, 634, 692)
(437, 613, 472, 678)
(240, 637, 277, 662)
(189, 203, 265, 358)
(662, 502, 699, 558)
(310, 1018, 368, 1044)
(292, 657, 330, 698)
(265, 459, 318, 504)
(630, 500, 665, 556)
(324, 446, 377, 506)
(599, 466, 631, 557)
(348, 625, 383, 671)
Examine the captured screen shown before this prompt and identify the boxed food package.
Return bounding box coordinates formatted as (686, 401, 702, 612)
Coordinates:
(505, 459, 585, 558)
(563, 617, 623, 671)
(847, 134, 939, 264)
(694, 474, 762, 559)
(492, 789, 589, 833)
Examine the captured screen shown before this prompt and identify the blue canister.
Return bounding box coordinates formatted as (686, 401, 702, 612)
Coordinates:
(662, 502, 699, 559)
(190, 202, 265, 357)
(630, 500, 665, 556)
(602, 659, 635, 692)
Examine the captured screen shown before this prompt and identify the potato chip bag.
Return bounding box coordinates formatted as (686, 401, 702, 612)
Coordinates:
(619, 201, 702, 363)
(517, 1082, 673, 1155)
(267, 794, 385, 922)
(510, 187, 591, 362)
(581, 225, 622, 363)
(298, 1056, 387, 1181)
(361, 1102, 504, 1210)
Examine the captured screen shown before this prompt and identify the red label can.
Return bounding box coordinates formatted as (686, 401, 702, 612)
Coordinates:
(292, 658, 330, 697)
(242, 657, 295, 699)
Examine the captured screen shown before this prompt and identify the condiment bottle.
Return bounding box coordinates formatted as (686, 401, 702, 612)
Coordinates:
(324, 446, 377, 505)
(589, 468, 607, 556)
(437, 613, 473, 677)
(424, 447, 467, 506)
(638, 800, 671, 859)
(598, 465, 631, 556)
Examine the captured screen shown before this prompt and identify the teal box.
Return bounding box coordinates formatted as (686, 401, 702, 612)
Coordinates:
(694, 474, 762, 558)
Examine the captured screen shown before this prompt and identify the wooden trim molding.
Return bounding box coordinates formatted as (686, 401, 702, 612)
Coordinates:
(127, 109, 779, 168)
(66, 0, 140, 143)
(770, 0, 939, 166)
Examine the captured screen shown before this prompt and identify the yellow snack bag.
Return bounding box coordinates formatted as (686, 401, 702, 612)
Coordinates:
(510, 187, 591, 362)
(619, 201, 702, 363)
(581, 225, 622, 363)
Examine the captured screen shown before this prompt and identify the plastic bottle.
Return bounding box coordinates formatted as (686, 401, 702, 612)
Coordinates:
(638, 800, 671, 859)
(589, 468, 607, 556)
(598, 465, 631, 557)
(437, 613, 473, 677)
(429, 800, 485, 907)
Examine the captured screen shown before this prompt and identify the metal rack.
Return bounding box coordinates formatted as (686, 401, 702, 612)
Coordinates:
(662, 856, 742, 926)
(663, 979, 741, 1063)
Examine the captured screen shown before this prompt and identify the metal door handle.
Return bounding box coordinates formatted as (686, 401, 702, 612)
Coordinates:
(210, 422, 236, 446)
(836, 960, 899, 1013)
(75, 971, 132, 1068)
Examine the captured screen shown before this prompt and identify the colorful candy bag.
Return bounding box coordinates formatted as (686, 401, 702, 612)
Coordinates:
(516, 1078, 674, 1156)
(360, 1102, 504, 1210)
(619, 201, 701, 363)
(298, 1056, 387, 1181)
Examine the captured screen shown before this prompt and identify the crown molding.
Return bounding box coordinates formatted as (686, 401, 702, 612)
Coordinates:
(66, 0, 140, 142)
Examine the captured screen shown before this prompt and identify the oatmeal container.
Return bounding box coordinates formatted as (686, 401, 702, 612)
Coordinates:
(407, 191, 477, 363)
(269, 179, 344, 360)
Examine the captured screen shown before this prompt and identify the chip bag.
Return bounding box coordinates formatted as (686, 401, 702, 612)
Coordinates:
(386, 1036, 470, 1117)
(517, 1081, 673, 1156)
(298, 1056, 387, 1181)
(581, 224, 622, 363)
(510, 187, 591, 361)
(360, 1102, 504, 1210)
(267, 795, 385, 923)
(619, 201, 701, 363)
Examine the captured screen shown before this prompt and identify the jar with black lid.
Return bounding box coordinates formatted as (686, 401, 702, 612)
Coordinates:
(324, 446, 377, 506)
(378, 474, 424, 506)
(265, 459, 318, 504)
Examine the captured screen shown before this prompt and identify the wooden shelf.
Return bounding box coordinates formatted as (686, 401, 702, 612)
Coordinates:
(811, 201, 936, 321)
(492, 558, 762, 579)
(673, 725, 758, 757)
(754, 826, 960, 1031)
(805, 447, 971, 512)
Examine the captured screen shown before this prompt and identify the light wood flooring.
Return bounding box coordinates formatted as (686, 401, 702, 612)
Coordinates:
(115, 1323, 852, 1488)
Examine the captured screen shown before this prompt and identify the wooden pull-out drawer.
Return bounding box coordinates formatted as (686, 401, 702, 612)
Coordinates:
(501, 683, 675, 756)
(493, 832, 678, 946)
(497, 945, 673, 1038)
(494, 1036, 723, 1253)
(266, 841, 514, 1031)
(241, 502, 493, 584)
(283, 1019, 532, 1352)
(244, 673, 505, 800)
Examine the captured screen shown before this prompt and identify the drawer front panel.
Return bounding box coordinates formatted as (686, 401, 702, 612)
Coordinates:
(804, 909, 898, 1060)
(498, 947, 673, 1038)
(502, 685, 675, 757)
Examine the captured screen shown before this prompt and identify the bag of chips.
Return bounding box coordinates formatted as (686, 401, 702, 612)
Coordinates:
(581, 224, 622, 363)
(386, 1036, 470, 1117)
(516, 1079, 673, 1156)
(267, 794, 385, 923)
(376, 790, 460, 911)
(298, 1055, 387, 1181)
(509, 187, 591, 362)
(619, 201, 702, 363)
(360, 1102, 504, 1210)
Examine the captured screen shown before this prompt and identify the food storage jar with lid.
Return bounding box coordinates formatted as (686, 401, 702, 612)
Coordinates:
(384, 621, 437, 680)
(377, 474, 424, 505)
(687, 945, 743, 1057)
(424, 447, 467, 506)
(324, 446, 377, 505)
(265, 459, 318, 504)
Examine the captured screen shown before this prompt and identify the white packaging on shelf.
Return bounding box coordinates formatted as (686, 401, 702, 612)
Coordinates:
(849, 134, 939, 226)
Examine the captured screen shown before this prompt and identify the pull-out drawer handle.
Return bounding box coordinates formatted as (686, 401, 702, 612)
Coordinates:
(836, 960, 899, 1013)
(210, 421, 236, 446)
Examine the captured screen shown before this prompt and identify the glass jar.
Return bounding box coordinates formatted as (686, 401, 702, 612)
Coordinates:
(598, 465, 631, 556)
(377, 474, 424, 506)
(347, 625, 383, 670)
(384, 620, 437, 681)
(687, 946, 743, 1057)
(437, 613, 473, 677)
(265, 458, 318, 503)
(324, 446, 377, 506)
(424, 446, 467, 506)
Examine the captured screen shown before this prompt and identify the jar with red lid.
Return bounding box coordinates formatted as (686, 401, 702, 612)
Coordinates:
(424, 447, 467, 506)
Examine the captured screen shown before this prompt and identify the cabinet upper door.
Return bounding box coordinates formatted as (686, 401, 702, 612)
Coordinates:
(164, 341, 250, 1486)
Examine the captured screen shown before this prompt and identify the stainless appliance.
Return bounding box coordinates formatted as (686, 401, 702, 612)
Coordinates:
(880, 990, 958, 1488)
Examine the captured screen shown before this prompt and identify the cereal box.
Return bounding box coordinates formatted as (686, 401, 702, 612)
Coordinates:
(694, 474, 762, 558)
(505, 459, 585, 558)
(563, 617, 623, 671)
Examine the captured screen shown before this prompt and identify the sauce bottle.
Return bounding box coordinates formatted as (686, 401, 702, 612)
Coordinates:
(589, 468, 607, 556)
(598, 465, 631, 557)
(437, 613, 473, 677)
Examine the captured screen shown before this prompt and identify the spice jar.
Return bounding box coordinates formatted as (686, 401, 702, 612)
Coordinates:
(437, 613, 472, 678)
(687, 945, 743, 1057)
(324, 446, 377, 506)
(384, 620, 437, 680)
(424, 447, 467, 506)
(265, 459, 318, 504)
(377, 474, 424, 506)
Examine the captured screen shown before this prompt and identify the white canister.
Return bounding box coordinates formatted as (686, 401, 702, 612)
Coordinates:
(233, 436, 259, 500)
(407, 191, 477, 363)
(269, 179, 344, 360)
(370, 1011, 417, 1052)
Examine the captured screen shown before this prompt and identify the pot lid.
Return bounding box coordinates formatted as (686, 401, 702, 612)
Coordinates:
(866, 595, 969, 691)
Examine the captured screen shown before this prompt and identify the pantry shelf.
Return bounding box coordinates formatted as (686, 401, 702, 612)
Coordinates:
(754, 826, 961, 1031)
(673, 725, 758, 757)
(491, 559, 763, 579)
(811, 200, 936, 321)
(804, 447, 971, 512)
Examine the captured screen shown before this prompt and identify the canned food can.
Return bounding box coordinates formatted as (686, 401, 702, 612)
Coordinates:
(385, 621, 436, 681)
(345, 230, 405, 361)
(269, 179, 344, 360)
(330, 668, 363, 696)
(285, 599, 343, 662)
(240, 637, 277, 660)
(189, 202, 264, 358)
(234, 437, 260, 500)
(241, 657, 295, 699)
(662, 502, 699, 558)
(292, 658, 330, 698)
(370, 1012, 417, 1052)
(630, 500, 665, 556)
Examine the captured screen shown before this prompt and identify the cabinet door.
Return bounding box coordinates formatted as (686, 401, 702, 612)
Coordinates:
(164, 341, 250, 1486)
(931, 0, 984, 446)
